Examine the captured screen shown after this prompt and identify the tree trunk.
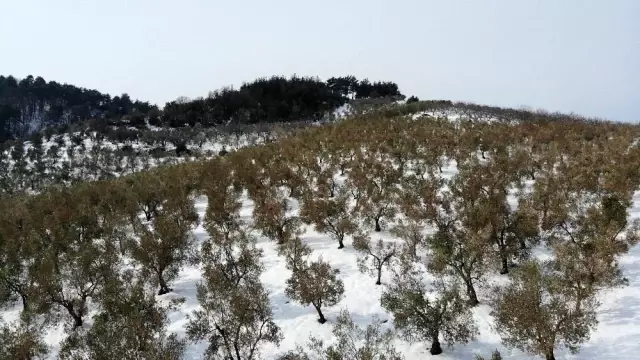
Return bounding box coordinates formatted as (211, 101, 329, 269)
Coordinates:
(495, 231, 509, 274)
(61, 300, 84, 329)
(337, 237, 345, 249)
(20, 293, 28, 311)
(157, 272, 171, 295)
(72, 314, 83, 329)
(429, 335, 443, 355)
(519, 238, 527, 250)
(375, 217, 382, 232)
(277, 229, 286, 245)
(465, 281, 479, 306)
(499, 251, 509, 275)
(376, 266, 382, 285)
(545, 349, 555, 360)
(313, 304, 326, 324)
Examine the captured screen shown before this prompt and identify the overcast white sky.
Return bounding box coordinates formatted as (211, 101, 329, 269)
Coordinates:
(1, 0, 638, 121)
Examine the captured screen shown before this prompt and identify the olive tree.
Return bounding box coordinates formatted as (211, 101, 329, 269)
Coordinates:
(285, 257, 344, 324)
(127, 188, 199, 295)
(58, 270, 186, 360)
(28, 185, 121, 329)
(390, 219, 428, 262)
(0, 319, 48, 360)
(348, 154, 401, 232)
(186, 175, 281, 360)
(279, 308, 403, 360)
(352, 234, 397, 285)
(0, 197, 35, 315)
(491, 260, 598, 360)
(300, 184, 357, 249)
(381, 269, 477, 355)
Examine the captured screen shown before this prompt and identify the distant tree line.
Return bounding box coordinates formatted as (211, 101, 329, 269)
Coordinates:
(0, 75, 155, 141)
(0, 74, 404, 141)
(161, 75, 403, 128)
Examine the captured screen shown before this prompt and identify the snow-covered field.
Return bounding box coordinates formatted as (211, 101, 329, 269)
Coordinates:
(4, 163, 638, 360)
(2, 111, 640, 359)
(190, 187, 640, 360)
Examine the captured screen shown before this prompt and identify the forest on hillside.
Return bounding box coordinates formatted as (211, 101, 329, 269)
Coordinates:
(0, 74, 403, 142)
(1, 101, 639, 360)
(0, 75, 155, 141)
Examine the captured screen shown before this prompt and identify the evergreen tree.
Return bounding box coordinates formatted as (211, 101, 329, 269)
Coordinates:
(406, 95, 419, 104)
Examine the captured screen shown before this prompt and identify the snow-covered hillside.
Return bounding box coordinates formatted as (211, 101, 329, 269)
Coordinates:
(161, 172, 640, 360)
(0, 127, 270, 195)
(2, 107, 639, 360)
(2, 163, 639, 360)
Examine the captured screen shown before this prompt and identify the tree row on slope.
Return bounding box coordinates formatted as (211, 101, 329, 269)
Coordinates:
(1, 106, 640, 359)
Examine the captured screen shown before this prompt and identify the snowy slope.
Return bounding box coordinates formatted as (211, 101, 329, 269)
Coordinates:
(3, 163, 638, 360)
(2, 119, 640, 359)
(172, 168, 640, 360)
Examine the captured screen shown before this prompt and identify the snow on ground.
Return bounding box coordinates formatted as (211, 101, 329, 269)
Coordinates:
(169, 181, 640, 360)
(3, 129, 640, 359)
(4, 161, 634, 360)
